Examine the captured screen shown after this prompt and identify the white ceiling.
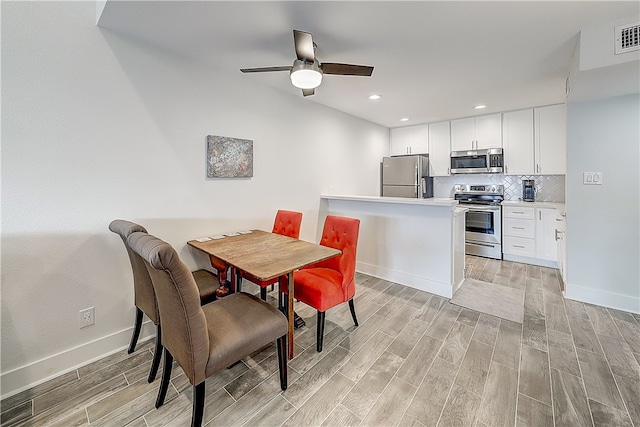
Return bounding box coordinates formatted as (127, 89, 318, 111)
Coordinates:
(97, 1, 639, 128)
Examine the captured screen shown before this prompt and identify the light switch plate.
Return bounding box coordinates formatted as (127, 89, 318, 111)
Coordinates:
(583, 172, 602, 185)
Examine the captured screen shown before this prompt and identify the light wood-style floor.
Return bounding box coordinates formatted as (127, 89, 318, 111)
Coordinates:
(2, 256, 640, 426)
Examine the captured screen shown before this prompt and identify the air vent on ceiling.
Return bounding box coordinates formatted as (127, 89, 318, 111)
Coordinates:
(615, 22, 639, 55)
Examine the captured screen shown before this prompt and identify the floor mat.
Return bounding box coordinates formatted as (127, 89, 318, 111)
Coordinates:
(451, 278, 525, 324)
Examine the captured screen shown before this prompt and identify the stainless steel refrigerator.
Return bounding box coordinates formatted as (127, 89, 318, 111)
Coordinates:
(381, 155, 433, 198)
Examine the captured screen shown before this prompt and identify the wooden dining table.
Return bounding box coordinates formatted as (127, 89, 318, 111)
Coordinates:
(187, 230, 341, 359)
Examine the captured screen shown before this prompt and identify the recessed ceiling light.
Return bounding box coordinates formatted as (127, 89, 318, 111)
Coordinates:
(400, 118, 409, 122)
(368, 94, 381, 100)
(475, 105, 487, 109)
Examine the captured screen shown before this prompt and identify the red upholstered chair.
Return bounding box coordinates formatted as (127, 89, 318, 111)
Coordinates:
(290, 215, 360, 352)
(238, 210, 303, 300)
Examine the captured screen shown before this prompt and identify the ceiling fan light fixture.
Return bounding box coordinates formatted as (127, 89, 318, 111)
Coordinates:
(290, 59, 323, 89)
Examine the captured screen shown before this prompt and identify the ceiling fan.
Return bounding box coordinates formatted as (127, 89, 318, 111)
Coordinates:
(240, 30, 374, 97)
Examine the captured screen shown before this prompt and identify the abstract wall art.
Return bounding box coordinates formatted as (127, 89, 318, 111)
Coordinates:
(206, 135, 253, 178)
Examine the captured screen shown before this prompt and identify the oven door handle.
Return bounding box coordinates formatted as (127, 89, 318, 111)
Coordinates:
(465, 205, 500, 212)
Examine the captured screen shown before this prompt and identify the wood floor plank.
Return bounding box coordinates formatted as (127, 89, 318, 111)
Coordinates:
(522, 313, 548, 352)
(477, 361, 518, 427)
(338, 331, 394, 383)
(424, 307, 459, 341)
(0, 401, 33, 427)
(282, 372, 355, 427)
(387, 317, 429, 359)
(289, 327, 349, 375)
(405, 357, 458, 426)
(245, 394, 297, 427)
(584, 304, 624, 339)
(284, 345, 351, 408)
(437, 321, 474, 366)
(598, 334, 640, 382)
(547, 328, 581, 377)
(564, 299, 589, 320)
(395, 333, 443, 387)
(338, 314, 385, 353)
(437, 385, 482, 427)
(0, 370, 78, 414)
(456, 308, 480, 328)
(454, 339, 493, 396)
(567, 314, 604, 355)
(523, 280, 545, 318)
(519, 345, 552, 405)
(360, 376, 416, 426)
(406, 290, 433, 310)
(545, 302, 571, 334)
(321, 404, 361, 427)
(550, 368, 593, 427)
(614, 318, 640, 354)
(614, 374, 640, 426)
(415, 294, 447, 324)
(380, 305, 419, 337)
(493, 320, 522, 370)
(86, 376, 160, 423)
(576, 348, 625, 411)
(516, 393, 553, 427)
(472, 313, 500, 346)
(340, 351, 404, 419)
(589, 399, 633, 427)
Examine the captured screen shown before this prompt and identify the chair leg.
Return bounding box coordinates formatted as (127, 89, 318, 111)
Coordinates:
(276, 335, 288, 391)
(316, 311, 326, 352)
(348, 299, 359, 327)
(260, 286, 267, 301)
(148, 324, 162, 383)
(155, 348, 173, 409)
(192, 382, 205, 427)
(128, 307, 143, 354)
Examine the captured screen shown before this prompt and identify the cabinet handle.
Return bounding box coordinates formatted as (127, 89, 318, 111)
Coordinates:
(512, 226, 525, 230)
(513, 245, 526, 249)
(539, 211, 542, 220)
(555, 229, 562, 241)
(555, 218, 562, 222)
(536, 164, 540, 173)
(447, 167, 450, 175)
(513, 211, 526, 214)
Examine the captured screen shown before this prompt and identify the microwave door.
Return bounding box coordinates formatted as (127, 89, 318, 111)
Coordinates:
(382, 156, 419, 186)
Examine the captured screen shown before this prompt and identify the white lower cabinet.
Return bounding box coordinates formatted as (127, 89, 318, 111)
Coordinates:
(555, 212, 567, 287)
(502, 205, 559, 267)
(535, 208, 558, 261)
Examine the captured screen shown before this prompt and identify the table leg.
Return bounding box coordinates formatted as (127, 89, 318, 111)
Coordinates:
(287, 271, 294, 359)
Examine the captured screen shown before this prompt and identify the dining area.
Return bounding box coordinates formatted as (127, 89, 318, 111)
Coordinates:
(107, 211, 361, 427)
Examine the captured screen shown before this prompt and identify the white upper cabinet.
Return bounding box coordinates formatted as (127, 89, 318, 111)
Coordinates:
(534, 104, 566, 175)
(428, 121, 451, 176)
(451, 113, 502, 151)
(503, 109, 534, 175)
(390, 124, 429, 156)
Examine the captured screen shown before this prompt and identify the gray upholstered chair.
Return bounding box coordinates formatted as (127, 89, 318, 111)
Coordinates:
(108, 220, 218, 383)
(127, 231, 288, 427)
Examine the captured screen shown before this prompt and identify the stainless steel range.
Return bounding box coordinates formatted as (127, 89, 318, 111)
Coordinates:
(454, 184, 504, 259)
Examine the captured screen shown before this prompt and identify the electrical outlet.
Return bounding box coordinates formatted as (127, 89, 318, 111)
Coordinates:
(583, 172, 603, 185)
(79, 307, 95, 328)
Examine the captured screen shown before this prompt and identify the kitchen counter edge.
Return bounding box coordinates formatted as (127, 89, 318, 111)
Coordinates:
(501, 200, 566, 213)
(321, 194, 459, 207)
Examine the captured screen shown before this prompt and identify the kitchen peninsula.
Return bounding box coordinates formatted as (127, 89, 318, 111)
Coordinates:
(320, 195, 467, 298)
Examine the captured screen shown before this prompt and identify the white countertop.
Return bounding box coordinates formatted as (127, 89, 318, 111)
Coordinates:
(321, 194, 459, 207)
(502, 200, 566, 213)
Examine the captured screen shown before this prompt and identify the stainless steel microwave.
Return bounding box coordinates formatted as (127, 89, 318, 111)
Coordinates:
(450, 148, 503, 174)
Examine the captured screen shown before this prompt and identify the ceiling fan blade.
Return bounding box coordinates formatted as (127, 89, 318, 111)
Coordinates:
(302, 88, 315, 97)
(293, 30, 315, 62)
(240, 66, 292, 73)
(320, 63, 374, 76)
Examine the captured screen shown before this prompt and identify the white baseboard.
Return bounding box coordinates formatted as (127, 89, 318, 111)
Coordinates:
(1, 322, 155, 400)
(565, 284, 640, 314)
(357, 262, 453, 298)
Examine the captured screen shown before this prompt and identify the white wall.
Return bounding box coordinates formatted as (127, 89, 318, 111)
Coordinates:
(565, 94, 640, 313)
(1, 1, 388, 397)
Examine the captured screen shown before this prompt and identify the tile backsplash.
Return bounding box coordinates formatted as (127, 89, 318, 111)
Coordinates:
(433, 174, 566, 202)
